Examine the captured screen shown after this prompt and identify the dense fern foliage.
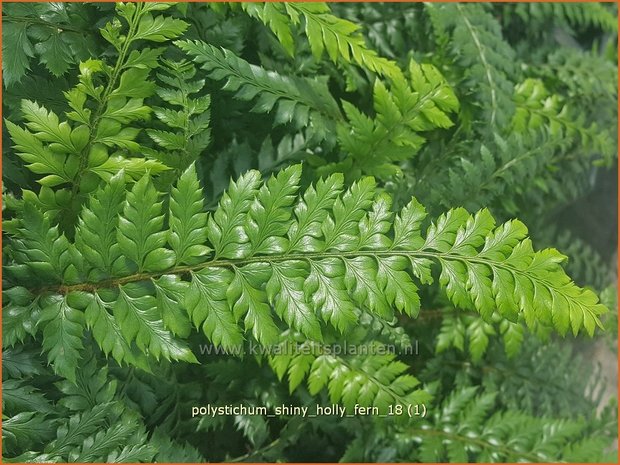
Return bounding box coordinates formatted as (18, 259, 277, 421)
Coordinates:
(2, 2, 617, 463)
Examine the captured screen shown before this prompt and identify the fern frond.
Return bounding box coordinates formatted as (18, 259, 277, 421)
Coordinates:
(151, 428, 206, 463)
(426, 3, 516, 130)
(435, 309, 524, 360)
(240, 2, 400, 78)
(176, 39, 342, 138)
(2, 346, 46, 378)
(269, 339, 429, 411)
(513, 78, 615, 164)
(3, 291, 41, 348)
(2, 355, 159, 462)
(512, 3, 618, 34)
(1, 3, 103, 86)
(421, 336, 609, 418)
(534, 226, 616, 291)
(536, 48, 618, 106)
(146, 59, 212, 172)
(4, 3, 186, 226)
(3, 412, 55, 456)
(324, 60, 459, 180)
(5, 164, 608, 377)
(407, 387, 608, 462)
(3, 379, 52, 416)
(420, 131, 582, 216)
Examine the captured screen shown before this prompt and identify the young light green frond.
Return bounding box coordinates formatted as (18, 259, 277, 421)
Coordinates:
(240, 2, 400, 78)
(513, 78, 615, 163)
(240, 3, 296, 57)
(132, 13, 188, 43)
(5, 120, 75, 187)
(8, 165, 608, 377)
(435, 309, 525, 361)
(20, 99, 86, 154)
(332, 60, 459, 180)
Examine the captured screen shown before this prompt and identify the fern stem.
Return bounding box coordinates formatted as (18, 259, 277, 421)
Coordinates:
(36, 249, 559, 305)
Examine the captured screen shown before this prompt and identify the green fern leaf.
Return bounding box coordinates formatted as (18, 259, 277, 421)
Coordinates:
(227, 264, 280, 346)
(152, 275, 192, 338)
(286, 3, 400, 78)
(3, 290, 41, 347)
(117, 175, 176, 273)
(267, 262, 322, 340)
(169, 164, 211, 265)
(274, 344, 430, 411)
(11, 202, 74, 283)
(3, 412, 55, 454)
(3, 379, 52, 416)
(133, 13, 189, 43)
(4, 120, 74, 187)
(207, 170, 261, 259)
(185, 267, 243, 351)
(75, 171, 126, 279)
(114, 283, 196, 363)
(83, 291, 150, 370)
(39, 295, 85, 382)
(241, 3, 295, 56)
(306, 258, 357, 332)
(287, 173, 344, 253)
(247, 164, 301, 256)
